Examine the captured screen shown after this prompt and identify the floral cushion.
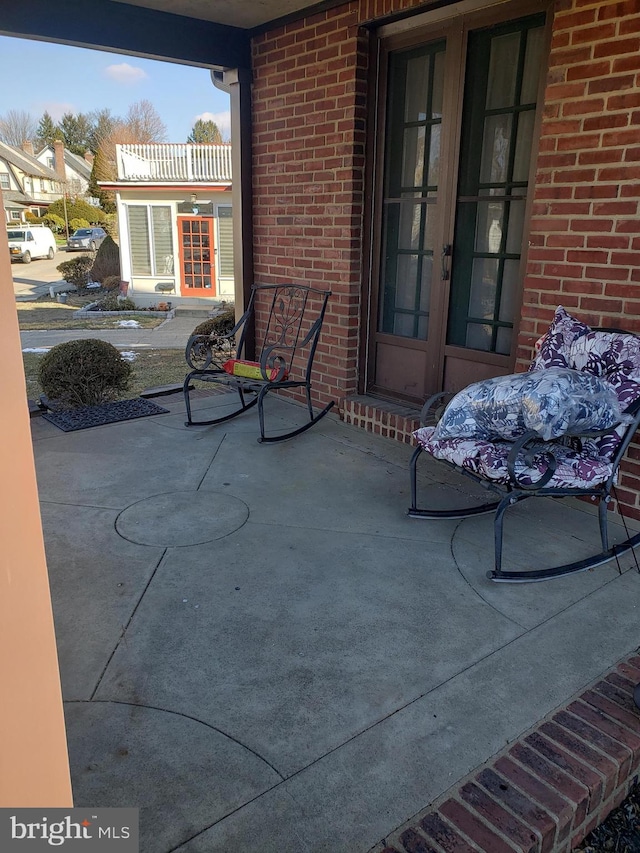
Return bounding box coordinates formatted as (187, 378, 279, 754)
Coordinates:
(413, 426, 614, 489)
(529, 305, 590, 371)
(431, 367, 628, 443)
(527, 307, 640, 457)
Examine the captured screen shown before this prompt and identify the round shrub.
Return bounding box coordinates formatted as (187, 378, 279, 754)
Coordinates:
(56, 255, 93, 291)
(38, 339, 132, 408)
(192, 309, 236, 338)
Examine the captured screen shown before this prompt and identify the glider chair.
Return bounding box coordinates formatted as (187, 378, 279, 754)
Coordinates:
(183, 284, 334, 442)
(409, 306, 640, 582)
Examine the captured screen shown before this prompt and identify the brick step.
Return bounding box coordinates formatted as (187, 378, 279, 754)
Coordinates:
(375, 655, 640, 853)
(342, 395, 422, 444)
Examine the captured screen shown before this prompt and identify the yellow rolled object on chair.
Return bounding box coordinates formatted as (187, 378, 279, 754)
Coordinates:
(222, 359, 288, 382)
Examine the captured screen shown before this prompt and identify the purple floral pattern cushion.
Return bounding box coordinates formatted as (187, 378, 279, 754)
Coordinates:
(431, 367, 627, 443)
(413, 426, 613, 489)
(528, 305, 590, 371)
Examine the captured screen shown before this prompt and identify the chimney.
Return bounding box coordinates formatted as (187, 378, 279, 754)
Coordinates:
(84, 151, 94, 166)
(53, 139, 66, 181)
(21, 140, 34, 157)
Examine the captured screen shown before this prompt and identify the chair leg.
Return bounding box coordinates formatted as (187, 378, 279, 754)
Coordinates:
(409, 446, 422, 512)
(598, 495, 610, 553)
(257, 385, 335, 443)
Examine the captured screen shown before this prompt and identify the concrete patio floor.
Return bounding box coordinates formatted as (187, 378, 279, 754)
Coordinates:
(30, 389, 640, 852)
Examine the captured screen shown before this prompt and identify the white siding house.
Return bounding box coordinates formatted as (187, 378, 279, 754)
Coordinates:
(100, 143, 234, 307)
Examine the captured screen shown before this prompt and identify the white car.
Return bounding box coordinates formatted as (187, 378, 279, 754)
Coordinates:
(6, 225, 57, 264)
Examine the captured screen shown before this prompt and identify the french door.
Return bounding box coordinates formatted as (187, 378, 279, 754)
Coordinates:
(179, 216, 216, 295)
(368, 3, 549, 402)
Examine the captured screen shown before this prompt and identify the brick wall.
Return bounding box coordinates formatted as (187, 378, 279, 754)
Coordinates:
(251, 0, 640, 514)
(520, 0, 640, 520)
(252, 4, 367, 410)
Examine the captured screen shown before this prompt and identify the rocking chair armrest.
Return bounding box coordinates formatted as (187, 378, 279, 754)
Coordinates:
(185, 334, 233, 370)
(259, 344, 288, 382)
(419, 391, 456, 427)
(507, 431, 558, 490)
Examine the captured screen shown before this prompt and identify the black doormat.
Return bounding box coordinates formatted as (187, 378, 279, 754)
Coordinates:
(42, 398, 170, 432)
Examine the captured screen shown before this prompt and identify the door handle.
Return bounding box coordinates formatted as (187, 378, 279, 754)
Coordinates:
(441, 244, 452, 281)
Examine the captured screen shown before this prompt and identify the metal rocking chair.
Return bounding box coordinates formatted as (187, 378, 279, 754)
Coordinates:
(183, 284, 334, 442)
(408, 314, 640, 583)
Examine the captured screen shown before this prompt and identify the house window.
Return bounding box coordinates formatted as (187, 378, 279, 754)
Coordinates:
(0, 173, 9, 190)
(10, 211, 21, 221)
(47, 157, 55, 170)
(127, 205, 175, 276)
(216, 206, 234, 277)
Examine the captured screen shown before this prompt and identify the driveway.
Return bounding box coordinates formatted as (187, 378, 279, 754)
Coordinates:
(12, 246, 72, 300)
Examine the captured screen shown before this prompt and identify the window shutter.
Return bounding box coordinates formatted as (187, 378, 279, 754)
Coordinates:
(128, 206, 151, 275)
(217, 206, 234, 277)
(151, 207, 174, 276)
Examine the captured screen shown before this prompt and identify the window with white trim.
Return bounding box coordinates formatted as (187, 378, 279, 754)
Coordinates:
(127, 204, 175, 276)
(0, 172, 9, 190)
(216, 205, 234, 278)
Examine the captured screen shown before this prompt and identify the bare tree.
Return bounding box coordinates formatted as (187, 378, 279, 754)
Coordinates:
(125, 99, 167, 144)
(0, 109, 37, 148)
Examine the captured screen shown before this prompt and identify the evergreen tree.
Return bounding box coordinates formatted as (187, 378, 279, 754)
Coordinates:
(58, 112, 94, 156)
(36, 111, 63, 149)
(187, 119, 223, 144)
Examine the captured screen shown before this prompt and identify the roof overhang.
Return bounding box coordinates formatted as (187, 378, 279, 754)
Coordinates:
(0, 0, 251, 70)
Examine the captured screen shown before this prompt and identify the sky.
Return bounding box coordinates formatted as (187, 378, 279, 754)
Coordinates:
(0, 35, 231, 142)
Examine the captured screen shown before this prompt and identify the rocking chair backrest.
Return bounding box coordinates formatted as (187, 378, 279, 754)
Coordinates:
(239, 284, 331, 379)
(529, 307, 640, 462)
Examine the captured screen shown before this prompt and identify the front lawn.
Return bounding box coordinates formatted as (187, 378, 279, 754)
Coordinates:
(23, 348, 187, 401)
(17, 299, 164, 331)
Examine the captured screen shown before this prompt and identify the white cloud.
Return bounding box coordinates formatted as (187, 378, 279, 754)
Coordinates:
(104, 63, 148, 85)
(195, 111, 231, 141)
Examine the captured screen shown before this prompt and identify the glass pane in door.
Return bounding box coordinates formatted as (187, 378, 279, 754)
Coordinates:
(447, 15, 545, 355)
(379, 41, 445, 340)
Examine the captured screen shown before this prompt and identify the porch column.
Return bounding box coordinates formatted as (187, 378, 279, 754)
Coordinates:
(213, 67, 255, 355)
(0, 188, 73, 806)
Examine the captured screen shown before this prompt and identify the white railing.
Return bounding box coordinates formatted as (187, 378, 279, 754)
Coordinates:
(116, 143, 233, 182)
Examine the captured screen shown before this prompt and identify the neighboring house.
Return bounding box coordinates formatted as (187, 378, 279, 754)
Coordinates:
(35, 140, 94, 199)
(0, 140, 62, 223)
(99, 142, 234, 305)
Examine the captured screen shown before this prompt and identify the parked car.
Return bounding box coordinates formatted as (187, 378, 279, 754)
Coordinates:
(67, 227, 107, 252)
(6, 225, 57, 263)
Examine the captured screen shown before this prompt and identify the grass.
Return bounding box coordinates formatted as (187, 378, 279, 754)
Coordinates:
(23, 348, 187, 402)
(17, 298, 164, 331)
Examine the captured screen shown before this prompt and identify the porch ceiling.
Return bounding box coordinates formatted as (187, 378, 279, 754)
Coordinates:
(111, 0, 328, 30)
(0, 0, 340, 70)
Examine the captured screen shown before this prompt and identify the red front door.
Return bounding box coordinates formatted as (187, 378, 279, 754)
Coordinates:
(179, 216, 216, 295)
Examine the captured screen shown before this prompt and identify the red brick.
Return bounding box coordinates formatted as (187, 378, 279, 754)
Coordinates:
(594, 37, 640, 58)
(460, 781, 540, 852)
(399, 827, 437, 853)
(538, 720, 621, 791)
(494, 756, 573, 842)
(524, 733, 604, 811)
(419, 813, 477, 853)
(509, 743, 589, 824)
(592, 679, 639, 716)
(476, 768, 558, 853)
(439, 800, 515, 853)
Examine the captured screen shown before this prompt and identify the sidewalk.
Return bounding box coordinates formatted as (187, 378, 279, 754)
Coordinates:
(20, 313, 203, 351)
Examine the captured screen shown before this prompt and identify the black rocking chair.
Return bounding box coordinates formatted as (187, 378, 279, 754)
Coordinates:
(408, 313, 640, 583)
(183, 284, 334, 442)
